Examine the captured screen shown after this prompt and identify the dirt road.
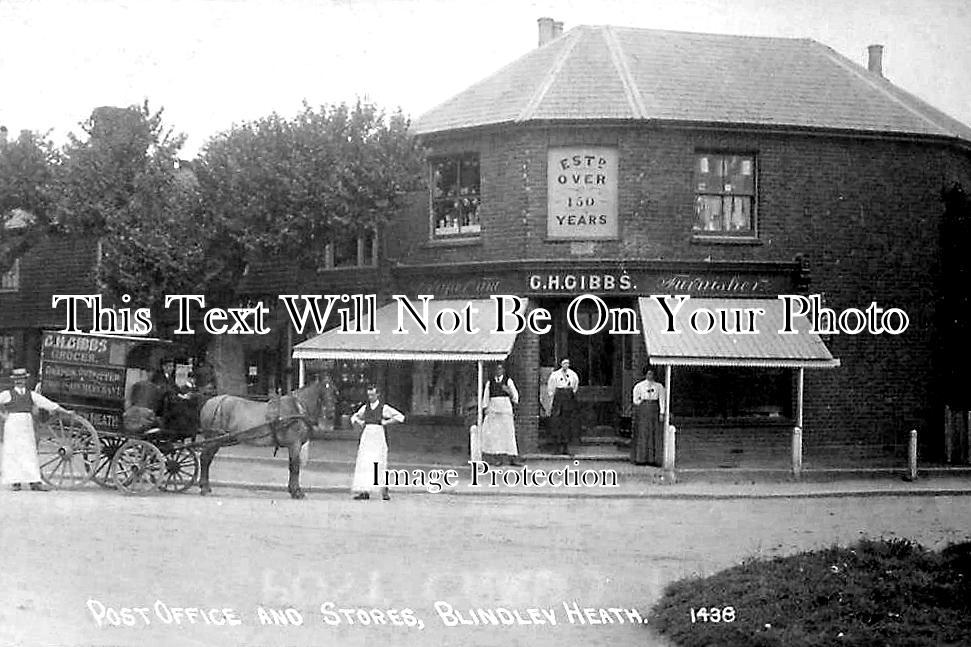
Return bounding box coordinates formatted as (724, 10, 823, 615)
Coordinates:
(1, 487, 969, 647)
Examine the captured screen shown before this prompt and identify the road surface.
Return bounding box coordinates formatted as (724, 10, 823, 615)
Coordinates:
(1, 486, 969, 647)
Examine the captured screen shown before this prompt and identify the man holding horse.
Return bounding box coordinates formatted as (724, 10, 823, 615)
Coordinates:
(350, 385, 404, 501)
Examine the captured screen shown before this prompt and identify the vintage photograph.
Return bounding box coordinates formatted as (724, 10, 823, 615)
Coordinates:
(1, 1, 970, 645)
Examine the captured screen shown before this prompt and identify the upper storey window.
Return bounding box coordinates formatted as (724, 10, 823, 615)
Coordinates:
(694, 153, 756, 237)
(430, 154, 480, 239)
(0, 258, 20, 291)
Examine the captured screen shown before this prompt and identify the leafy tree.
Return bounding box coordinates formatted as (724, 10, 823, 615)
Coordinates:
(0, 129, 57, 272)
(195, 100, 424, 268)
(51, 102, 212, 305)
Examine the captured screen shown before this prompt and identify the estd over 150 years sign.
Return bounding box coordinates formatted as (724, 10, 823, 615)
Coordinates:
(547, 147, 618, 240)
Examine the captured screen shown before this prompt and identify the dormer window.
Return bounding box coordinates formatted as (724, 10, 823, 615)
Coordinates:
(430, 154, 481, 239)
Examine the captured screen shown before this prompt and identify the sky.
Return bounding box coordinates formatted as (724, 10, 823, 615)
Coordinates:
(1, 0, 969, 157)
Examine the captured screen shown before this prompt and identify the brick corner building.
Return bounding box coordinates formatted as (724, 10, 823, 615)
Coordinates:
(293, 21, 971, 468)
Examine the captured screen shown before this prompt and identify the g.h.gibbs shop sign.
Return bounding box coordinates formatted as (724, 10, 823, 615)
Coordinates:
(526, 271, 776, 296)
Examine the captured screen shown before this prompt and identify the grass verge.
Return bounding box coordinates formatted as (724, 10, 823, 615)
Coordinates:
(649, 537, 971, 646)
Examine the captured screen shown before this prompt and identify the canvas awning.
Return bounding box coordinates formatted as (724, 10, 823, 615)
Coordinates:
(637, 297, 840, 368)
(291, 298, 525, 362)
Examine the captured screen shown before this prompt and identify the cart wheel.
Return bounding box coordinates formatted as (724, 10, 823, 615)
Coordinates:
(160, 447, 199, 493)
(37, 413, 100, 489)
(110, 439, 165, 495)
(91, 435, 127, 488)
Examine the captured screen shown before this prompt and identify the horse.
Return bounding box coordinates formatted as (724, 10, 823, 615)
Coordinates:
(197, 380, 325, 499)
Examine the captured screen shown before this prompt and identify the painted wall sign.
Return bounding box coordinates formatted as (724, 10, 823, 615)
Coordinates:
(526, 271, 781, 295)
(547, 147, 619, 240)
(653, 274, 774, 295)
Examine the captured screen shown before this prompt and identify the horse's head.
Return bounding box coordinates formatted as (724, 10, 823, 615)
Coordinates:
(292, 379, 326, 419)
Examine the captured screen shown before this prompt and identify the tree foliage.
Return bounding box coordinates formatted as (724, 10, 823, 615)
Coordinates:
(50, 102, 214, 304)
(196, 100, 424, 266)
(0, 129, 57, 272)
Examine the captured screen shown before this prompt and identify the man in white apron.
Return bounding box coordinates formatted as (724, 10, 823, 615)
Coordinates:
(0, 368, 72, 491)
(480, 363, 521, 465)
(350, 385, 404, 500)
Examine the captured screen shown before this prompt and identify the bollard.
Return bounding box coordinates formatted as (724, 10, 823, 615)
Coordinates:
(907, 429, 918, 481)
(662, 425, 677, 484)
(792, 427, 803, 480)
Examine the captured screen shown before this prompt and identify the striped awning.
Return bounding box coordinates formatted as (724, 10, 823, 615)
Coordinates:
(638, 297, 840, 368)
(292, 299, 525, 362)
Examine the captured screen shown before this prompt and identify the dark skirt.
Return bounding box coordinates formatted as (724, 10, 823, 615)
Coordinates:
(549, 388, 580, 443)
(631, 401, 661, 465)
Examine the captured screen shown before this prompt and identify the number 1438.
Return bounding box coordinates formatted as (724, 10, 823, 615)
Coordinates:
(690, 606, 736, 623)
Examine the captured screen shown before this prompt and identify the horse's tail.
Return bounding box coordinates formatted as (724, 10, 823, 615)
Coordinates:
(299, 439, 311, 468)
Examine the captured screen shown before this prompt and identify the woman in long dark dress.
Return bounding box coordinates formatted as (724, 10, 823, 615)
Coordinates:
(631, 367, 666, 465)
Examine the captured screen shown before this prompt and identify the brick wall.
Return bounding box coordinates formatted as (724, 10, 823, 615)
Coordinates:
(388, 125, 971, 457)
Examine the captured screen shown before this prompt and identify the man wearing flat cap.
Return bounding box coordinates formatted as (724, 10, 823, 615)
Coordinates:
(0, 368, 72, 491)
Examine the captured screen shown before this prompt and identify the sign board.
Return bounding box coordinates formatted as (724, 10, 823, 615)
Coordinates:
(38, 332, 156, 433)
(547, 147, 619, 240)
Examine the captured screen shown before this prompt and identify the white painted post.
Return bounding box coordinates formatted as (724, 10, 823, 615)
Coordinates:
(908, 429, 918, 481)
(796, 368, 804, 430)
(298, 359, 306, 388)
(471, 360, 483, 464)
(662, 365, 676, 483)
(792, 427, 803, 479)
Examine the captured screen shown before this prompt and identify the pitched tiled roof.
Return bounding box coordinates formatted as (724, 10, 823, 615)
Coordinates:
(414, 26, 971, 143)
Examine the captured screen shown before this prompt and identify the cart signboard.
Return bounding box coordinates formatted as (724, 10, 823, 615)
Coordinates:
(39, 331, 158, 434)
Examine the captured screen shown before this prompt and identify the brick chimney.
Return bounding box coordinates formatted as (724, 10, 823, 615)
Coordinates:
(0, 125, 7, 148)
(867, 44, 884, 77)
(538, 17, 555, 46)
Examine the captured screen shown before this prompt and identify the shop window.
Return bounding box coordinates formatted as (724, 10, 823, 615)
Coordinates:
(326, 230, 377, 268)
(430, 154, 481, 239)
(0, 335, 15, 375)
(674, 367, 791, 420)
(409, 361, 476, 417)
(693, 153, 756, 237)
(1, 258, 20, 291)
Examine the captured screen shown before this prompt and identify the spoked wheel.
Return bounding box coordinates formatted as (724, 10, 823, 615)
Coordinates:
(37, 413, 100, 489)
(110, 439, 165, 495)
(91, 435, 127, 488)
(159, 447, 199, 493)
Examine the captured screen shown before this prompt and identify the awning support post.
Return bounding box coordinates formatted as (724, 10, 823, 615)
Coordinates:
(793, 367, 804, 478)
(473, 360, 484, 464)
(298, 359, 306, 388)
(792, 427, 803, 479)
(662, 365, 676, 484)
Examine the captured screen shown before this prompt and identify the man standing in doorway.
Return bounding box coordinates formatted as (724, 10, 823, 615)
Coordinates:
(546, 358, 580, 455)
(0, 368, 73, 491)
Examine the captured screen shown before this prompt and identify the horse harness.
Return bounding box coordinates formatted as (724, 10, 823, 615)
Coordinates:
(265, 393, 314, 453)
(203, 392, 315, 452)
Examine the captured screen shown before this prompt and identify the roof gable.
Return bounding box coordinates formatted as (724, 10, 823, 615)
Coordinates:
(413, 25, 971, 143)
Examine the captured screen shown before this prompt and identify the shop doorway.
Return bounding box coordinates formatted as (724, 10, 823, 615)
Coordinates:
(542, 298, 635, 438)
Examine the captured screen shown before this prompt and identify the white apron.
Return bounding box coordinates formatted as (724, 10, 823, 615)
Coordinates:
(480, 396, 518, 456)
(352, 424, 388, 493)
(1, 412, 42, 484)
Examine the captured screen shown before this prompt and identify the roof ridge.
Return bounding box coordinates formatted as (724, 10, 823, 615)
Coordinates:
(602, 25, 648, 119)
(516, 27, 584, 122)
(807, 41, 960, 137)
(576, 24, 814, 43)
